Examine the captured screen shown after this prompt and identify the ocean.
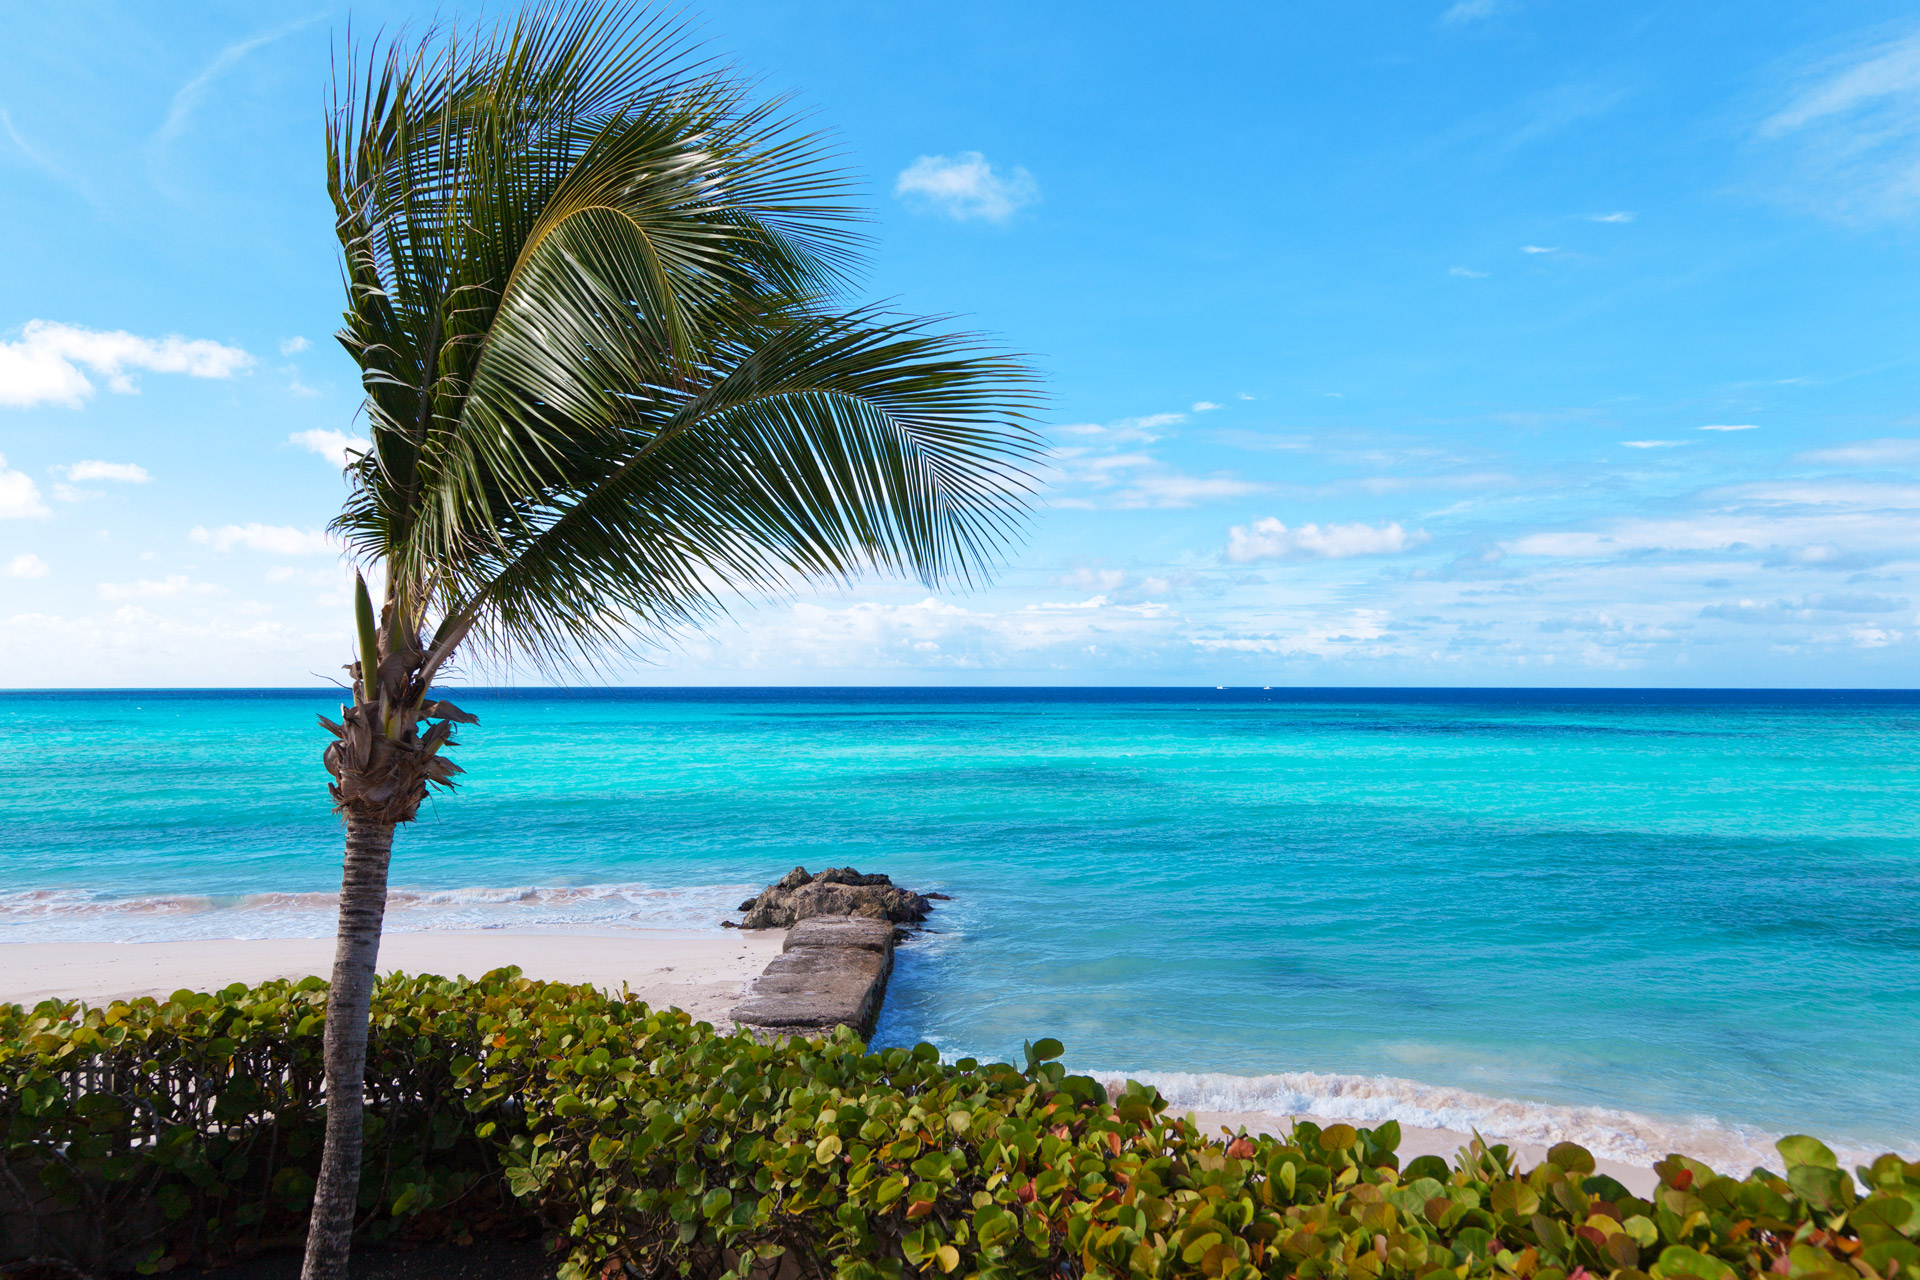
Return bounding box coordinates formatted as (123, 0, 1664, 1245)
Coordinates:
(3, 687, 1915, 1172)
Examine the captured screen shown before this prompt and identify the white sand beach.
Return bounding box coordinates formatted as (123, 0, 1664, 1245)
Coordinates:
(0, 929, 1657, 1195)
(0, 929, 787, 1028)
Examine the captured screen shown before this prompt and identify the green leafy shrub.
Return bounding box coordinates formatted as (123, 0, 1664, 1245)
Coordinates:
(0, 974, 525, 1273)
(3, 972, 1915, 1280)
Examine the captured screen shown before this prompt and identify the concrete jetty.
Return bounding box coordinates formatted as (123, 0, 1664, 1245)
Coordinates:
(730, 914, 896, 1041)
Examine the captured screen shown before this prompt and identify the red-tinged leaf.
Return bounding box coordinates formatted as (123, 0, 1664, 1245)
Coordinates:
(906, 1199, 935, 1220)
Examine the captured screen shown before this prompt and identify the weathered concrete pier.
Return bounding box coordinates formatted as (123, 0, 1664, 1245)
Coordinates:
(726, 866, 935, 1041)
(730, 914, 895, 1040)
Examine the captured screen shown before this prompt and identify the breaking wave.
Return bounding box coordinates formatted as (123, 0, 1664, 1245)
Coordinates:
(0, 882, 754, 943)
(1084, 1067, 1899, 1174)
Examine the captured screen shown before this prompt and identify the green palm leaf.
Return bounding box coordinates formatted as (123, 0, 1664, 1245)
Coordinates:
(326, 0, 1039, 666)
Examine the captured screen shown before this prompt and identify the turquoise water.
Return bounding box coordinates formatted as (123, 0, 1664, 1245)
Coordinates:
(2, 688, 1916, 1167)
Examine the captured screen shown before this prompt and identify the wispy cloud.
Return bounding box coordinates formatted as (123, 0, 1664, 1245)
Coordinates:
(190, 523, 334, 555)
(278, 336, 309, 355)
(1699, 423, 1759, 432)
(1501, 82, 1629, 152)
(1700, 593, 1905, 623)
(894, 152, 1039, 222)
(1622, 440, 1685, 448)
(0, 321, 251, 409)
(288, 428, 368, 468)
(1795, 436, 1920, 465)
(1450, 266, 1489, 277)
(1521, 244, 1558, 254)
(0, 105, 74, 188)
(1115, 473, 1267, 509)
(154, 16, 319, 145)
(0, 454, 50, 519)
(3, 552, 48, 578)
(1504, 501, 1920, 565)
(1192, 401, 1223, 412)
(62, 460, 150, 483)
(1757, 28, 1920, 221)
(1055, 412, 1184, 445)
(1589, 211, 1634, 223)
(1227, 518, 1429, 562)
(1441, 0, 1506, 24)
(97, 574, 226, 601)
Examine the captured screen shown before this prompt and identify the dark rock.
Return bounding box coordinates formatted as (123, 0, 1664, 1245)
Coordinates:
(735, 866, 934, 929)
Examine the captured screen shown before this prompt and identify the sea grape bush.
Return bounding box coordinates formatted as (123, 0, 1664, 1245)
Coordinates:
(0, 975, 515, 1273)
(2, 972, 1916, 1280)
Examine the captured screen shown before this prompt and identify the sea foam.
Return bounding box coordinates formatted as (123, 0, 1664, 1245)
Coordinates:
(1083, 1066, 1895, 1174)
(0, 881, 754, 943)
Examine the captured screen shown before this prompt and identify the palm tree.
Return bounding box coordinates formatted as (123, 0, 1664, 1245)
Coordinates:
(301, 6, 1041, 1278)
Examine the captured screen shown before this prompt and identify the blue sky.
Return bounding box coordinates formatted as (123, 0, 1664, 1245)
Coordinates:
(3, 1, 1919, 687)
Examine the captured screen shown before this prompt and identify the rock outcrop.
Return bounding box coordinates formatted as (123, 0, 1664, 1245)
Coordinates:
(735, 866, 932, 929)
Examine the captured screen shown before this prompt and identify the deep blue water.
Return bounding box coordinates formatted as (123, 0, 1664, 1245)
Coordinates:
(2, 687, 1915, 1167)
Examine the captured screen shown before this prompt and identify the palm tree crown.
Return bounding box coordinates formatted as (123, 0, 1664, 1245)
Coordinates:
(327, 2, 1042, 685)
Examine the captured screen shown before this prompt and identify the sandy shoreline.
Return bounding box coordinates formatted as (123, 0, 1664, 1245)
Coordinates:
(0, 929, 787, 1028)
(0, 930, 1656, 1194)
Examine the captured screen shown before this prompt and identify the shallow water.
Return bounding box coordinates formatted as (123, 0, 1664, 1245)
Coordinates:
(3, 687, 1915, 1168)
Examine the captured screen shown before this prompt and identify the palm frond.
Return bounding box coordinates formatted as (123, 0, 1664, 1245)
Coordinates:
(452, 308, 1042, 668)
(326, 0, 1042, 673)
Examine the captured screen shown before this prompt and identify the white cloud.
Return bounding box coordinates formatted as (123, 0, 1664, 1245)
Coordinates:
(190, 523, 335, 555)
(1763, 31, 1920, 135)
(279, 336, 310, 355)
(1622, 440, 1685, 448)
(153, 18, 317, 146)
(4, 552, 48, 578)
(97, 575, 225, 601)
(1450, 266, 1489, 277)
(1503, 506, 1920, 561)
(0, 454, 50, 518)
(1226, 517, 1430, 562)
(1796, 437, 1920, 465)
(1056, 567, 1129, 592)
(1590, 212, 1634, 222)
(1441, 0, 1505, 23)
(289, 428, 369, 467)
(1698, 424, 1758, 432)
(62, 460, 150, 483)
(894, 152, 1039, 222)
(0, 320, 252, 409)
(1521, 244, 1558, 254)
(1758, 30, 1920, 221)
(1054, 412, 1184, 444)
(1192, 401, 1223, 412)
(1117, 473, 1268, 509)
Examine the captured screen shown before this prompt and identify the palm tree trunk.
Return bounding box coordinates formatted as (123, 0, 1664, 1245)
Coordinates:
(300, 816, 394, 1280)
